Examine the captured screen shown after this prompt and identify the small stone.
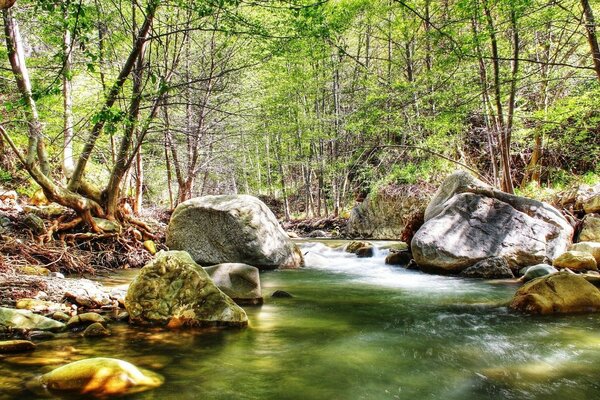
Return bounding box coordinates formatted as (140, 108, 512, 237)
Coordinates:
(116, 311, 129, 322)
(272, 290, 293, 298)
(345, 241, 372, 254)
(385, 250, 412, 266)
(93, 217, 122, 233)
(26, 357, 164, 396)
(553, 251, 598, 271)
(83, 322, 111, 337)
(583, 194, 600, 214)
(570, 242, 600, 264)
(580, 214, 600, 242)
(521, 264, 558, 281)
(52, 311, 71, 322)
(143, 240, 157, 255)
(0, 340, 36, 353)
(133, 229, 143, 241)
(66, 312, 105, 329)
(16, 265, 50, 276)
(355, 246, 374, 258)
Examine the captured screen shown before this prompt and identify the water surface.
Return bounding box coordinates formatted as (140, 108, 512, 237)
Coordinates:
(3, 241, 600, 399)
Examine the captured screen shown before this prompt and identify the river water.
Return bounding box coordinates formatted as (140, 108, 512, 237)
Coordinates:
(3, 240, 600, 399)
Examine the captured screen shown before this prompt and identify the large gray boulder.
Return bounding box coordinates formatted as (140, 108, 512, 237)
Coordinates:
(125, 251, 248, 328)
(411, 171, 573, 273)
(166, 195, 304, 270)
(204, 263, 262, 305)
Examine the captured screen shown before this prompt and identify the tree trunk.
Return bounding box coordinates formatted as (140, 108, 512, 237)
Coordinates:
(582, 0, 600, 82)
(2, 9, 49, 175)
(62, 5, 75, 179)
(68, 0, 159, 192)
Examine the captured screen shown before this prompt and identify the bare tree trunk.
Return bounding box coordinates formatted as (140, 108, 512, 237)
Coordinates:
(133, 150, 143, 214)
(483, 0, 513, 193)
(62, 5, 75, 179)
(471, 15, 499, 185)
(503, 7, 519, 194)
(582, 0, 600, 82)
(68, 0, 159, 192)
(3, 9, 49, 175)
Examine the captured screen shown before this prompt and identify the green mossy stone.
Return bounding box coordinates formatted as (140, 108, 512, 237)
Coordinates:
(0, 307, 65, 332)
(125, 251, 248, 328)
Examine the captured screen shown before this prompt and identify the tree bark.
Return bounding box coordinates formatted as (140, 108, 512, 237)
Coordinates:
(582, 0, 600, 82)
(62, 5, 75, 179)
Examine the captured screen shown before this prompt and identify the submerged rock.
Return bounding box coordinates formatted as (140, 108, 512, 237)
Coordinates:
(166, 195, 304, 269)
(125, 251, 248, 328)
(66, 312, 106, 329)
(459, 257, 514, 279)
(83, 322, 111, 337)
(27, 357, 163, 397)
(510, 272, 600, 314)
(204, 263, 263, 305)
(345, 241, 372, 254)
(0, 340, 36, 353)
(385, 250, 412, 266)
(272, 290, 293, 298)
(412, 171, 573, 273)
(553, 251, 597, 271)
(355, 246, 374, 258)
(0, 307, 65, 332)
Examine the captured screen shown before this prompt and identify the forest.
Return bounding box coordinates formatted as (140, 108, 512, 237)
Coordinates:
(0, 0, 597, 223)
(0, 0, 600, 399)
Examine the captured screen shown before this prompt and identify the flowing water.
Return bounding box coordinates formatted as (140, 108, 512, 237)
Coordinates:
(3, 240, 600, 399)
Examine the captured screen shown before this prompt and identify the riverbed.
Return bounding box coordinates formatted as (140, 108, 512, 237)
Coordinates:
(3, 240, 600, 399)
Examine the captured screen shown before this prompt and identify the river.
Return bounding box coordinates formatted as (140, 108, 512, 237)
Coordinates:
(3, 240, 600, 399)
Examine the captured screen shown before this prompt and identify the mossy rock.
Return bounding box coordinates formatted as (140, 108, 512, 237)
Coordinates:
(510, 272, 600, 314)
(125, 251, 248, 328)
(0, 307, 65, 332)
